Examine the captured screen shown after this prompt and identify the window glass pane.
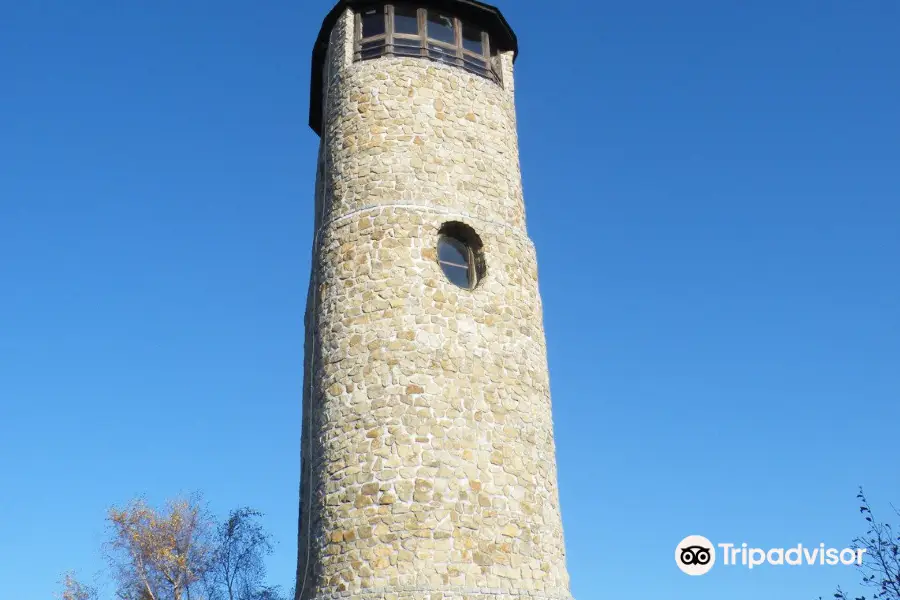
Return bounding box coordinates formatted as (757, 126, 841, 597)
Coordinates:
(360, 39, 385, 59)
(463, 56, 489, 76)
(462, 22, 483, 54)
(428, 43, 457, 64)
(394, 5, 419, 35)
(439, 238, 468, 265)
(361, 6, 385, 38)
(393, 37, 420, 56)
(426, 11, 456, 44)
(441, 263, 470, 288)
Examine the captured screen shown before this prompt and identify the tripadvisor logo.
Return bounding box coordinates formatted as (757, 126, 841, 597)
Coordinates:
(676, 535, 716, 576)
(675, 535, 867, 576)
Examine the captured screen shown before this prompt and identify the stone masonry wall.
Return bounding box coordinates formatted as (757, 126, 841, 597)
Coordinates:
(297, 8, 573, 600)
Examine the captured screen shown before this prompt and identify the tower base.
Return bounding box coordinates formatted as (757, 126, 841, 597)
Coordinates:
(306, 588, 575, 600)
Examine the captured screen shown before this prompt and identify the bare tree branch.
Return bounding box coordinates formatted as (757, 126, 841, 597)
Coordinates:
(820, 488, 900, 600)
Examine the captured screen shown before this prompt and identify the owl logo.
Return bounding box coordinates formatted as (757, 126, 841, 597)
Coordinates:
(680, 545, 712, 566)
(675, 535, 716, 575)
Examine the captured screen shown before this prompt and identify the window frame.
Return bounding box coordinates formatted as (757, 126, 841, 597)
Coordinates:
(353, 4, 499, 83)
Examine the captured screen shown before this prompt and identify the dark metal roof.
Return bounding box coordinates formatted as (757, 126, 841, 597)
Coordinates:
(308, 0, 518, 135)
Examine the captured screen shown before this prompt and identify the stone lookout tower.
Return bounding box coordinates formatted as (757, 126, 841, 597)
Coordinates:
(296, 1, 573, 599)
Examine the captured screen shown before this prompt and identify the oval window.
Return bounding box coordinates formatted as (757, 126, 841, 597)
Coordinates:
(438, 235, 474, 289)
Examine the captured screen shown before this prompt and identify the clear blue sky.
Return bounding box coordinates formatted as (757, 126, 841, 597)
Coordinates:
(1, 1, 897, 599)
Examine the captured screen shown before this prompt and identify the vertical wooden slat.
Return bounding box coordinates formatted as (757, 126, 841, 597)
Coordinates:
(418, 7, 426, 57)
(483, 31, 496, 82)
(386, 4, 393, 54)
(354, 10, 361, 58)
(455, 17, 463, 65)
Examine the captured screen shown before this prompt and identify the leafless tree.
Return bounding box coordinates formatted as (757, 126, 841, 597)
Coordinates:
(822, 488, 900, 600)
(204, 508, 274, 600)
